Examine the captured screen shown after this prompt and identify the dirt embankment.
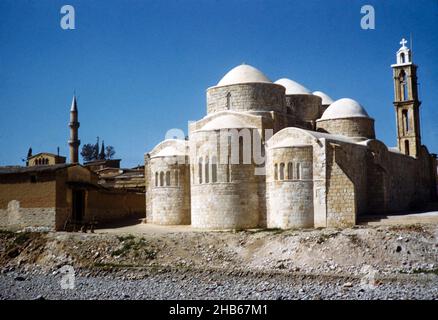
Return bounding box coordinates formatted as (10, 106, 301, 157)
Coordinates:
(1, 224, 438, 280)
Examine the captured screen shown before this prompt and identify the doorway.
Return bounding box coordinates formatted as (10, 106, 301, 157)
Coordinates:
(72, 190, 85, 223)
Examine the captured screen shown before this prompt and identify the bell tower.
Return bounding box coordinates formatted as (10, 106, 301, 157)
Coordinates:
(391, 38, 421, 157)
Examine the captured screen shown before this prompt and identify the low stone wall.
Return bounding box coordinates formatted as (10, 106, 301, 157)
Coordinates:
(0, 204, 56, 231)
(0, 178, 58, 230)
(86, 190, 145, 224)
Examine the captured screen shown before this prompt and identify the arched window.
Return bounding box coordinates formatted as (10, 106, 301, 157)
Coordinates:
(155, 172, 158, 187)
(402, 109, 409, 133)
(296, 163, 301, 180)
(405, 140, 410, 156)
(166, 171, 170, 186)
(287, 162, 293, 179)
(205, 156, 209, 183)
(400, 52, 405, 63)
(279, 163, 285, 180)
(226, 154, 231, 183)
(239, 136, 243, 164)
(399, 71, 408, 101)
(198, 158, 203, 184)
(175, 170, 179, 186)
(160, 172, 164, 186)
(211, 156, 217, 183)
(274, 164, 278, 180)
(45, 158, 49, 164)
(226, 92, 231, 110)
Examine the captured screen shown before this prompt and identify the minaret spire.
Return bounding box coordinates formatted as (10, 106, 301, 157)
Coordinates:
(68, 95, 80, 163)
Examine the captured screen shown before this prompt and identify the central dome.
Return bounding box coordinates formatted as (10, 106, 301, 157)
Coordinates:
(320, 98, 370, 120)
(217, 64, 272, 86)
(274, 78, 311, 95)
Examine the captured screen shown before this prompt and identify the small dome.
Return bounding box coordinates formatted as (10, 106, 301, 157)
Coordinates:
(274, 78, 311, 95)
(217, 64, 271, 86)
(149, 139, 188, 158)
(153, 146, 186, 158)
(200, 114, 256, 131)
(320, 98, 370, 120)
(312, 91, 334, 105)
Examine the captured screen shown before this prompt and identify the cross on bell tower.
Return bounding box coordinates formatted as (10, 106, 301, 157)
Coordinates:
(400, 38, 407, 47)
(391, 38, 421, 157)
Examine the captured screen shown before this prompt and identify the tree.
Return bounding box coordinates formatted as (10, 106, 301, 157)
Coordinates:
(93, 137, 100, 160)
(81, 138, 116, 162)
(27, 147, 32, 158)
(99, 140, 105, 160)
(81, 144, 96, 162)
(105, 146, 115, 159)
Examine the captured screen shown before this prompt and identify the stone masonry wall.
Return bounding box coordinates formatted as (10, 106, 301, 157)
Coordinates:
(317, 117, 375, 139)
(325, 141, 368, 227)
(267, 146, 314, 229)
(285, 94, 321, 123)
(149, 157, 190, 225)
(86, 190, 145, 224)
(206, 83, 286, 114)
(0, 173, 58, 230)
(190, 129, 260, 229)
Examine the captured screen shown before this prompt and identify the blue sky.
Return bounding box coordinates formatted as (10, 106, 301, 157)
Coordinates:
(0, 0, 437, 167)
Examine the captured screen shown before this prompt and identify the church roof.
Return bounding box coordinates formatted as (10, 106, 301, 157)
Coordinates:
(198, 114, 257, 131)
(28, 152, 66, 160)
(319, 98, 371, 120)
(216, 64, 272, 87)
(0, 164, 73, 175)
(153, 146, 187, 158)
(149, 139, 188, 159)
(274, 78, 311, 95)
(312, 91, 334, 105)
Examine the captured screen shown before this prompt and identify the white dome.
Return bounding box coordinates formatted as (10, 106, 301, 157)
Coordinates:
(200, 114, 256, 131)
(320, 98, 370, 120)
(153, 146, 186, 158)
(312, 91, 334, 105)
(274, 78, 311, 95)
(217, 64, 271, 86)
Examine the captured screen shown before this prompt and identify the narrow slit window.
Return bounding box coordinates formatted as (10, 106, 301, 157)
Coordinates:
(198, 158, 203, 184)
(287, 162, 293, 179)
(166, 171, 170, 186)
(279, 163, 285, 180)
(160, 172, 164, 186)
(211, 156, 217, 183)
(205, 156, 209, 183)
(296, 163, 301, 180)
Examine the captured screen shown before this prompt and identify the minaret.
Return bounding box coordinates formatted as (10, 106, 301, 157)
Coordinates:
(391, 38, 421, 157)
(68, 95, 80, 163)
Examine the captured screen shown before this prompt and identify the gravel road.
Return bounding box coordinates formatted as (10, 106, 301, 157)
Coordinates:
(1, 268, 438, 300)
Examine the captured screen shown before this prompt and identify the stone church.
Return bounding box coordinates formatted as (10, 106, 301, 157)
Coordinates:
(144, 39, 437, 230)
